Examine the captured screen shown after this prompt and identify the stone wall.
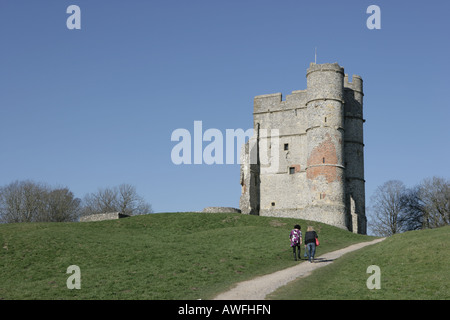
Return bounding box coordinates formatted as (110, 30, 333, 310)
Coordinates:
(79, 212, 130, 222)
(202, 207, 241, 213)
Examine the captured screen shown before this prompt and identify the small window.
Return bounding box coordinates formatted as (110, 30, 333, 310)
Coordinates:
(284, 143, 289, 151)
(323, 157, 325, 163)
(289, 167, 295, 174)
(324, 117, 327, 123)
(271, 202, 275, 207)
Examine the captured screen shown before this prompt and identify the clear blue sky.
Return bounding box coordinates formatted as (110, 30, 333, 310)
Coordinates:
(0, 0, 449, 213)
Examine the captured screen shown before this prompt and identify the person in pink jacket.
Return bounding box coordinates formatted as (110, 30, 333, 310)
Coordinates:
(289, 224, 303, 261)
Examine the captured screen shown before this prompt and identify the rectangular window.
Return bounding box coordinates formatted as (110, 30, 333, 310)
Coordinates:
(289, 167, 295, 174)
(284, 143, 289, 151)
(271, 202, 275, 207)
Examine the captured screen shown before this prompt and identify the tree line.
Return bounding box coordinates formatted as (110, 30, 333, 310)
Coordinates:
(0, 180, 153, 223)
(369, 176, 449, 236)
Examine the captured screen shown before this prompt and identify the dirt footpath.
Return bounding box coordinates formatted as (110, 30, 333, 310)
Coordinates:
(213, 237, 386, 300)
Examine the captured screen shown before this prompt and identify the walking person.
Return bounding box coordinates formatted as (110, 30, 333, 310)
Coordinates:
(304, 226, 318, 263)
(289, 224, 302, 261)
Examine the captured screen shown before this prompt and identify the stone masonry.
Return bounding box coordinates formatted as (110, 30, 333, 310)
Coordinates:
(202, 207, 241, 213)
(240, 62, 366, 234)
(79, 212, 130, 222)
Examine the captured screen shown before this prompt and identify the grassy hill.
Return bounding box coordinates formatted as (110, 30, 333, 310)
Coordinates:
(268, 225, 450, 300)
(0, 212, 374, 300)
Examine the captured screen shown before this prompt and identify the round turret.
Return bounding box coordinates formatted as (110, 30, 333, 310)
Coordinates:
(350, 75, 363, 94)
(305, 62, 347, 230)
(306, 62, 345, 102)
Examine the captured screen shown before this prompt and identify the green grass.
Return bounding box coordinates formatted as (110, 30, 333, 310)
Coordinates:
(268, 225, 450, 300)
(0, 212, 374, 300)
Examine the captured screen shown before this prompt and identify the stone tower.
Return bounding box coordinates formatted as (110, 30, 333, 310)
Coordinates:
(239, 62, 366, 234)
(305, 63, 347, 230)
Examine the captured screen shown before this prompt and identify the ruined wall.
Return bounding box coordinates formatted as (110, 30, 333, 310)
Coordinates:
(202, 207, 241, 213)
(79, 212, 129, 222)
(239, 134, 260, 215)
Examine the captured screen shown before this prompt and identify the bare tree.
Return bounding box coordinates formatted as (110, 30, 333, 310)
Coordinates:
(369, 180, 407, 236)
(369, 177, 449, 235)
(116, 184, 151, 216)
(419, 176, 449, 229)
(82, 187, 118, 215)
(0, 180, 81, 223)
(0, 181, 23, 223)
(81, 183, 152, 217)
(399, 186, 425, 231)
(41, 188, 81, 222)
(0, 180, 45, 223)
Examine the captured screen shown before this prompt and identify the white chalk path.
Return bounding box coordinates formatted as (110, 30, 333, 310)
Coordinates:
(213, 237, 386, 300)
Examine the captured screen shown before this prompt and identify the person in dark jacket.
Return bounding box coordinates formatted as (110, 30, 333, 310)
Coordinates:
(304, 226, 318, 263)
